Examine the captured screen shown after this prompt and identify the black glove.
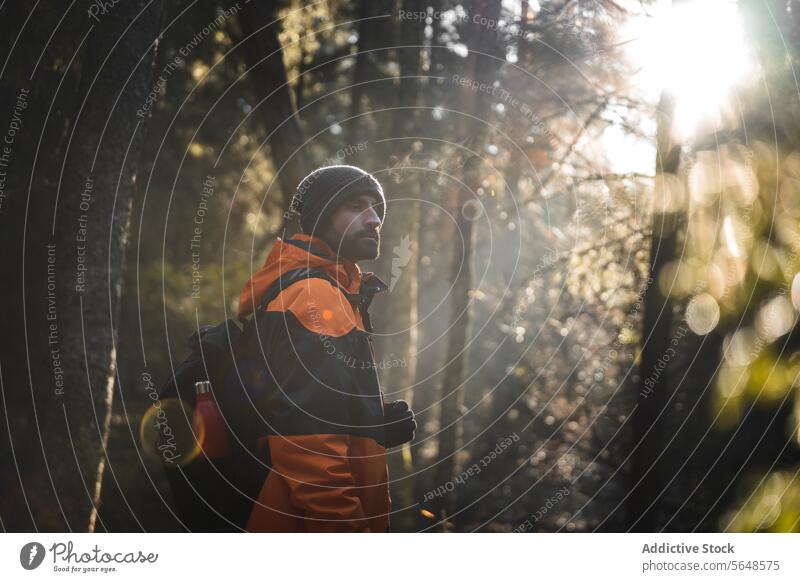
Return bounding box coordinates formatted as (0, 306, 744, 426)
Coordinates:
(383, 400, 416, 448)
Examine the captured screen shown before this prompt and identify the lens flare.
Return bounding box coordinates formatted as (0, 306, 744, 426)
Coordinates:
(139, 397, 202, 466)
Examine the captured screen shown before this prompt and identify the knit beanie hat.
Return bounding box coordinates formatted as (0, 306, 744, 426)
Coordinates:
(288, 165, 386, 234)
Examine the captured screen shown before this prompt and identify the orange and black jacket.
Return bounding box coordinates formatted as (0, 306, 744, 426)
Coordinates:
(235, 233, 391, 532)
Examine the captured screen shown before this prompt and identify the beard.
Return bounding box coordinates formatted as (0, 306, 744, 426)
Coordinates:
(338, 229, 380, 261)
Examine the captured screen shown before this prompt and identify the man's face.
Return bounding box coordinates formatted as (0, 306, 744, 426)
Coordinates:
(318, 193, 382, 262)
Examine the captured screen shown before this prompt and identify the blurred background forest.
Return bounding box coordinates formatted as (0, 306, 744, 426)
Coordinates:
(1, 0, 800, 532)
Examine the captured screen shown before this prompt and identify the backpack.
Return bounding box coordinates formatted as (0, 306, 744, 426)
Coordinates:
(154, 266, 357, 531)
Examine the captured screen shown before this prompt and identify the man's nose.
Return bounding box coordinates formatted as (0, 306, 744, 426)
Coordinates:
(363, 206, 381, 229)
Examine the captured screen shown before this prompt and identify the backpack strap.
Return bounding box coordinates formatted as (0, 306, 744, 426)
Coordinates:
(283, 238, 337, 261)
(251, 267, 387, 333)
(255, 267, 348, 314)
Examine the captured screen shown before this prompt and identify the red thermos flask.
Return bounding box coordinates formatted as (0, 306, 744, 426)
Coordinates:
(192, 380, 230, 459)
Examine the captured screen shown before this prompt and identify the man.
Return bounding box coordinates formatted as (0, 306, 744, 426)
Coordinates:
(237, 165, 416, 532)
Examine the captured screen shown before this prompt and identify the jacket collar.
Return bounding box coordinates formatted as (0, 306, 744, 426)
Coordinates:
(285, 233, 362, 288)
(237, 233, 387, 318)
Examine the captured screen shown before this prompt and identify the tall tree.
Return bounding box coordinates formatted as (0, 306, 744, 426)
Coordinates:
(432, 0, 504, 526)
(627, 0, 688, 530)
(381, 0, 425, 421)
(627, 90, 681, 531)
(55, 0, 163, 533)
(348, 0, 395, 142)
(237, 0, 306, 214)
(0, 0, 163, 531)
(371, 0, 427, 527)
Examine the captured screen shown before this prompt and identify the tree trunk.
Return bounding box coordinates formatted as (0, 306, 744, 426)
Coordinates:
(0, 4, 89, 532)
(432, 0, 502, 527)
(377, 0, 424, 420)
(503, 1, 531, 207)
(371, 0, 425, 531)
(349, 0, 395, 142)
(237, 0, 306, 214)
(628, 89, 682, 531)
(0, 0, 163, 532)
